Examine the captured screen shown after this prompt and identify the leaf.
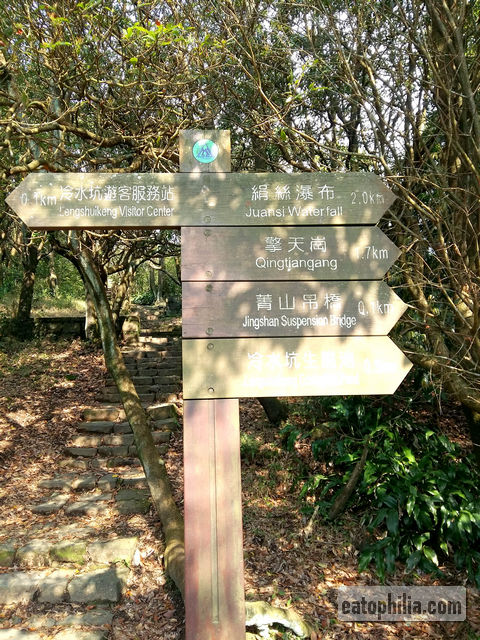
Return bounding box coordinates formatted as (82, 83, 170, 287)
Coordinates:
(406, 550, 422, 571)
(458, 511, 473, 534)
(386, 509, 399, 534)
(358, 550, 374, 572)
(422, 546, 439, 566)
(406, 489, 417, 516)
(402, 447, 416, 464)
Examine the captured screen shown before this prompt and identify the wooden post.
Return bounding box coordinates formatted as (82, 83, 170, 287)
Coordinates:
(181, 130, 246, 640)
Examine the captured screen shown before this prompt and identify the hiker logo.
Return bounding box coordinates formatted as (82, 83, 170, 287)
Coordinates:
(192, 139, 219, 164)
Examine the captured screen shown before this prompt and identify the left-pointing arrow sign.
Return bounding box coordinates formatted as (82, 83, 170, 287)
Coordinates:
(6, 171, 396, 229)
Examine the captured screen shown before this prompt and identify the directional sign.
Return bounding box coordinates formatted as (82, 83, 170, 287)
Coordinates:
(181, 226, 400, 281)
(6, 171, 395, 229)
(182, 281, 408, 338)
(182, 336, 412, 399)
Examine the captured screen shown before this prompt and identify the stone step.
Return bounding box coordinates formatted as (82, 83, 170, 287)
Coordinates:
(143, 363, 182, 372)
(123, 351, 167, 364)
(77, 417, 176, 434)
(29, 484, 152, 516)
(105, 374, 181, 387)
(123, 363, 182, 375)
(35, 470, 150, 496)
(100, 392, 156, 404)
(123, 352, 182, 364)
(0, 564, 129, 606)
(67, 430, 170, 449)
(137, 336, 171, 345)
(82, 403, 177, 423)
(2, 610, 113, 638)
(103, 382, 181, 396)
(100, 390, 180, 404)
(82, 406, 126, 422)
(140, 328, 181, 337)
(66, 441, 169, 459)
(154, 392, 182, 404)
(0, 536, 138, 570)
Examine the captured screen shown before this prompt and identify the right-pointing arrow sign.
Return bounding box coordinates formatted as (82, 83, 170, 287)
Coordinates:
(181, 225, 401, 281)
(182, 336, 413, 399)
(182, 281, 408, 338)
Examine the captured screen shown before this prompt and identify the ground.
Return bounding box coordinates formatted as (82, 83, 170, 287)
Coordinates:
(0, 337, 479, 639)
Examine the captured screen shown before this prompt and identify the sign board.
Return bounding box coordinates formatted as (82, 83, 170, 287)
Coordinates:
(182, 336, 412, 399)
(6, 171, 395, 229)
(6, 128, 409, 640)
(182, 281, 408, 338)
(181, 225, 400, 281)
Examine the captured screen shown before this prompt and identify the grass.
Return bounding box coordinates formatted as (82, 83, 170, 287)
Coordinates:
(0, 292, 86, 318)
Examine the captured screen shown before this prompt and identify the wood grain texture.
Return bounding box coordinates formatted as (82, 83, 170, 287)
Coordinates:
(183, 336, 412, 399)
(182, 130, 245, 640)
(182, 280, 408, 337)
(181, 226, 400, 281)
(7, 172, 395, 229)
(184, 399, 245, 640)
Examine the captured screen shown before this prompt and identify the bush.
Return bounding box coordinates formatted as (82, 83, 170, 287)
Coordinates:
(295, 397, 480, 586)
(358, 425, 480, 585)
(132, 290, 155, 305)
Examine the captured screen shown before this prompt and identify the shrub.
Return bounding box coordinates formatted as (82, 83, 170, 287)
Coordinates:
(132, 290, 155, 305)
(295, 397, 480, 586)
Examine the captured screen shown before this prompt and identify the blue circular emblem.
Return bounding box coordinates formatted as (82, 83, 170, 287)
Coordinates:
(192, 139, 219, 164)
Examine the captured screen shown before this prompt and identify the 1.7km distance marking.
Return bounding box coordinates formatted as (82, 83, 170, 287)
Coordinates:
(355, 245, 390, 260)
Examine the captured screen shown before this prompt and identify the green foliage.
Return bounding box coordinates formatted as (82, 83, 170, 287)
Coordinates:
(240, 433, 261, 463)
(0, 262, 22, 298)
(358, 426, 480, 586)
(132, 290, 155, 306)
(0, 254, 85, 316)
(131, 259, 180, 305)
(280, 422, 303, 451)
(35, 255, 85, 302)
(293, 397, 480, 586)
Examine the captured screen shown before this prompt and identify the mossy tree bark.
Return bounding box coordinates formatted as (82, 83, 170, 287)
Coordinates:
(70, 233, 185, 597)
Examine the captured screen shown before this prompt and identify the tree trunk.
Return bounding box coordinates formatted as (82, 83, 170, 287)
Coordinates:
(48, 252, 58, 297)
(328, 441, 369, 520)
(72, 235, 185, 596)
(149, 264, 156, 299)
(463, 407, 480, 466)
(85, 288, 99, 341)
(156, 260, 165, 303)
(16, 227, 39, 326)
(111, 265, 134, 336)
(257, 397, 289, 426)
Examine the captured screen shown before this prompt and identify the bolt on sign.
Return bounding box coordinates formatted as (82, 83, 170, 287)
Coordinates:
(7, 129, 412, 640)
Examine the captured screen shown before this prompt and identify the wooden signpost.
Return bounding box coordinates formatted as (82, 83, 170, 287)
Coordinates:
(7, 128, 412, 640)
(179, 131, 246, 640)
